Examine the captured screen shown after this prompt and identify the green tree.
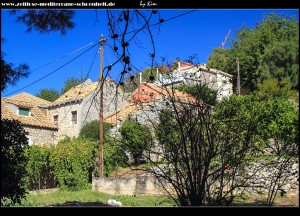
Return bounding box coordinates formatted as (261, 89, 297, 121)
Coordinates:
(207, 47, 229, 72)
(49, 137, 97, 190)
(61, 77, 84, 95)
(2, 10, 74, 93)
(103, 136, 128, 176)
(79, 120, 111, 141)
(36, 88, 60, 102)
(24, 145, 53, 191)
(256, 78, 298, 101)
(175, 83, 218, 106)
(11, 10, 74, 35)
(208, 13, 299, 91)
(1, 51, 29, 92)
(119, 120, 152, 165)
(1, 119, 28, 206)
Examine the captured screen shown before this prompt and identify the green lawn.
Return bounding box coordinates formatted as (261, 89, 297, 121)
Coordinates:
(15, 189, 176, 207)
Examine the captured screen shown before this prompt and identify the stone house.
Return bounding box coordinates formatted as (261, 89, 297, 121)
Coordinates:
(1, 92, 58, 145)
(104, 82, 200, 162)
(105, 82, 199, 132)
(154, 61, 234, 100)
(47, 78, 127, 141)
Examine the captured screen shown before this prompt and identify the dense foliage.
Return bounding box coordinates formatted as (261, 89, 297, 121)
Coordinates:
(207, 13, 299, 91)
(175, 83, 218, 106)
(61, 77, 84, 95)
(1, 119, 28, 206)
(79, 120, 111, 141)
(103, 136, 128, 176)
(24, 145, 53, 190)
(11, 10, 75, 35)
(119, 120, 152, 165)
(49, 137, 97, 190)
(1, 52, 29, 92)
(36, 88, 60, 102)
(256, 78, 298, 102)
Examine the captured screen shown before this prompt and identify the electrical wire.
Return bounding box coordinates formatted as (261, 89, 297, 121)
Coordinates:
(26, 40, 97, 74)
(4, 42, 100, 97)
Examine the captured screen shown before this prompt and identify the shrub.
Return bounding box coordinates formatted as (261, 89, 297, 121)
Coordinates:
(24, 145, 54, 190)
(175, 83, 218, 106)
(49, 137, 97, 190)
(79, 120, 111, 141)
(1, 119, 28, 206)
(119, 120, 152, 165)
(103, 136, 128, 176)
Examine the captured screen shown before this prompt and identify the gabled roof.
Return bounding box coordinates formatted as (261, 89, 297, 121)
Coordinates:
(105, 83, 202, 126)
(1, 96, 57, 129)
(8, 92, 51, 106)
(128, 83, 198, 104)
(50, 79, 99, 106)
(49, 78, 118, 107)
(104, 102, 151, 126)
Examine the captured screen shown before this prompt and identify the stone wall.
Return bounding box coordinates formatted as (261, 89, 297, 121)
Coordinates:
(80, 81, 128, 125)
(93, 161, 299, 196)
(24, 125, 57, 145)
(240, 160, 299, 194)
(48, 101, 82, 141)
(48, 80, 127, 141)
(92, 175, 173, 195)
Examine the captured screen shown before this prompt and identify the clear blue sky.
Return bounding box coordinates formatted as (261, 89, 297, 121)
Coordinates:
(1, 9, 298, 97)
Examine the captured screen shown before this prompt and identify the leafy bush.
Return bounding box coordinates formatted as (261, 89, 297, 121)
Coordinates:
(119, 120, 152, 165)
(1, 119, 28, 206)
(175, 83, 218, 106)
(256, 78, 298, 101)
(49, 137, 97, 190)
(103, 136, 128, 176)
(24, 145, 54, 190)
(79, 120, 111, 141)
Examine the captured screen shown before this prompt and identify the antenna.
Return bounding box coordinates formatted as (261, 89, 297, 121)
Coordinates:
(222, 30, 231, 49)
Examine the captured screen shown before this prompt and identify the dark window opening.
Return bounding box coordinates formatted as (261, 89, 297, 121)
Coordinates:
(53, 115, 58, 125)
(71, 111, 77, 125)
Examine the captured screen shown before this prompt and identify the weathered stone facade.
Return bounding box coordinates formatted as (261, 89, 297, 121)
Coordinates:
(48, 79, 127, 141)
(24, 125, 57, 145)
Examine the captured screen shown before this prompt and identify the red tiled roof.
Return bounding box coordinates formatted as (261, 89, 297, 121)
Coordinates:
(128, 83, 198, 104)
(1, 96, 57, 129)
(8, 92, 51, 106)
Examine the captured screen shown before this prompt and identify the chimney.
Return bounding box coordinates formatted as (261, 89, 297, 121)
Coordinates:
(156, 68, 159, 81)
(178, 61, 181, 71)
(139, 72, 142, 84)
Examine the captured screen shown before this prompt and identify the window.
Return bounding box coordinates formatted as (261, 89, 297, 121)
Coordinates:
(26, 135, 33, 146)
(53, 115, 58, 125)
(18, 107, 30, 116)
(71, 111, 77, 124)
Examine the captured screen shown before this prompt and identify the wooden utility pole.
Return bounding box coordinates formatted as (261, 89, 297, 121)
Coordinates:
(99, 34, 105, 178)
(236, 58, 240, 96)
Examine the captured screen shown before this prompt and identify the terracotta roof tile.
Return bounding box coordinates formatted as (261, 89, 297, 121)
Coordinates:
(104, 102, 151, 126)
(1, 97, 57, 129)
(128, 83, 198, 104)
(8, 92, 51, 106)
(51, 81, 99, 106)
(105, 83, 202, 126)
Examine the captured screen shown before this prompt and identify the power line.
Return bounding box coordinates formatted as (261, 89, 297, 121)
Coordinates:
(27, 40, 98, 74)
(4, 42, 99, 97)
(56, 46, 99, 129)
(106, 10, 198, 40)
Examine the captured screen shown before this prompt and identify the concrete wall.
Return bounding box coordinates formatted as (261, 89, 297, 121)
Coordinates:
(24, 125, 57, 145)
(92, 175, 173, 195)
